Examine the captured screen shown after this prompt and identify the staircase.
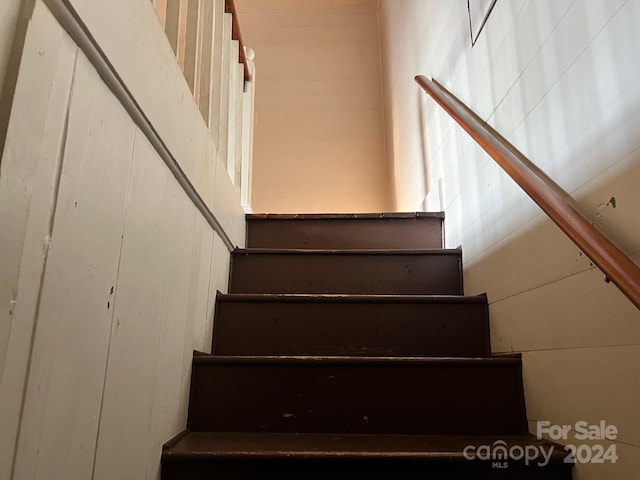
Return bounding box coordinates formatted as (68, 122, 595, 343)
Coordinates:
(161, 213, 572, 479)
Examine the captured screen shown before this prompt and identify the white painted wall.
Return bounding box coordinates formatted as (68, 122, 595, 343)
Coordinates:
(236, 0, 389, 213)
(380, 1, 640, 477)
(0, 0, 245, 478)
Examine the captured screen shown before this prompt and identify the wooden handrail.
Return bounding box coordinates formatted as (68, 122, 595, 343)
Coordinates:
(415, 75, 640, 310)
(225, 0, 251, 81)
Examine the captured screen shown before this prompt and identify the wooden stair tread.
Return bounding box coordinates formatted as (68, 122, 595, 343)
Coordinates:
(193, 354, 521, 367)
(233, 248, 461, 255)
(216, 293, 486, 304)
(247, 212, 445, 220)
(163, 431, 567, 462)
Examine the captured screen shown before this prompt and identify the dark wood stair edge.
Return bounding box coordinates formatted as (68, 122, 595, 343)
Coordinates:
(232, 248, 462, 256)
(163, 429, 191, 451)
(190, 353, 523, 367)
(162, 451, 569, 464)
(215, 292, 487, 304)
(246, 212, 445, 220)
(162, 432, 570, 465)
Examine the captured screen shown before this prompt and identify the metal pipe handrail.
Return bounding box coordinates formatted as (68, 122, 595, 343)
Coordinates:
(416, 75, 640, 310)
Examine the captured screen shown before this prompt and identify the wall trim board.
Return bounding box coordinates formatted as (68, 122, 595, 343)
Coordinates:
(41, 0, 235, 251)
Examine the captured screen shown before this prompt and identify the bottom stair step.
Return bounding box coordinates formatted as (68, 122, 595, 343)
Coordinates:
(162, 431, 572, 479)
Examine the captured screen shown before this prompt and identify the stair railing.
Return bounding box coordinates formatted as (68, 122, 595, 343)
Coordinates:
(152, 0, 255, 210)
(224, 0, 251, 81)
(415, 75, 640, 310)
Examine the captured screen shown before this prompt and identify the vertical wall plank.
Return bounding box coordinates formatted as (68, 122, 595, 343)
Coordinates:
(164, 0, 180, 54)
(184, 216, 204, 351)
(0, 4, 77, 477)
(226, 40, 239, 181)
(240, 57, 255, 212)
(217, 13, 232, 169)
(190, 216, 215, 352)
(144, 180, 196, 480)
(202, 235, 220, 354)
(203, 232, 231, 349)
(233, 62, 244, 188)
(193, 0, 205, 106)
(213, 154, 246, 248)
(183, 0, 200, 93)
(0, 0, 21, 99)
(92, 132, 170, 480)
(173, 214, 207, 425)
(208, 0, 225, 146)
(198, 0, 214, 125)
(211, 233, 231, 296)
(13, 53, 136, 480)
(176, 0, 189, 69)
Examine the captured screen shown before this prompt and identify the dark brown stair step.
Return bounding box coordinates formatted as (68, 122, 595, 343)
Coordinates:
(246, 212, 444, 250)
(229, 249, 463, 295)
(187, 355, 527, 435)
(162, 432, 572, 480)
(213, 293, 489, 357)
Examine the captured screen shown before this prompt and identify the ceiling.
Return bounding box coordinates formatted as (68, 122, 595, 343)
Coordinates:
(235, 0, 380, 15)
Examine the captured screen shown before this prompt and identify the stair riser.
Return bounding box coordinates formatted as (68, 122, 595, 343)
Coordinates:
(163, 459, 572, 480)
(213, 300, 489, 357)
(247, 217, 444, 250)
(229, 253, 463, 295)
(187, 363, 527, 435)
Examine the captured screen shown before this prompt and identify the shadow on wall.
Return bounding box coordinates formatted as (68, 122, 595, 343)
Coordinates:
(443, 78, 640, 269)
(462, 145, 640, 301)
